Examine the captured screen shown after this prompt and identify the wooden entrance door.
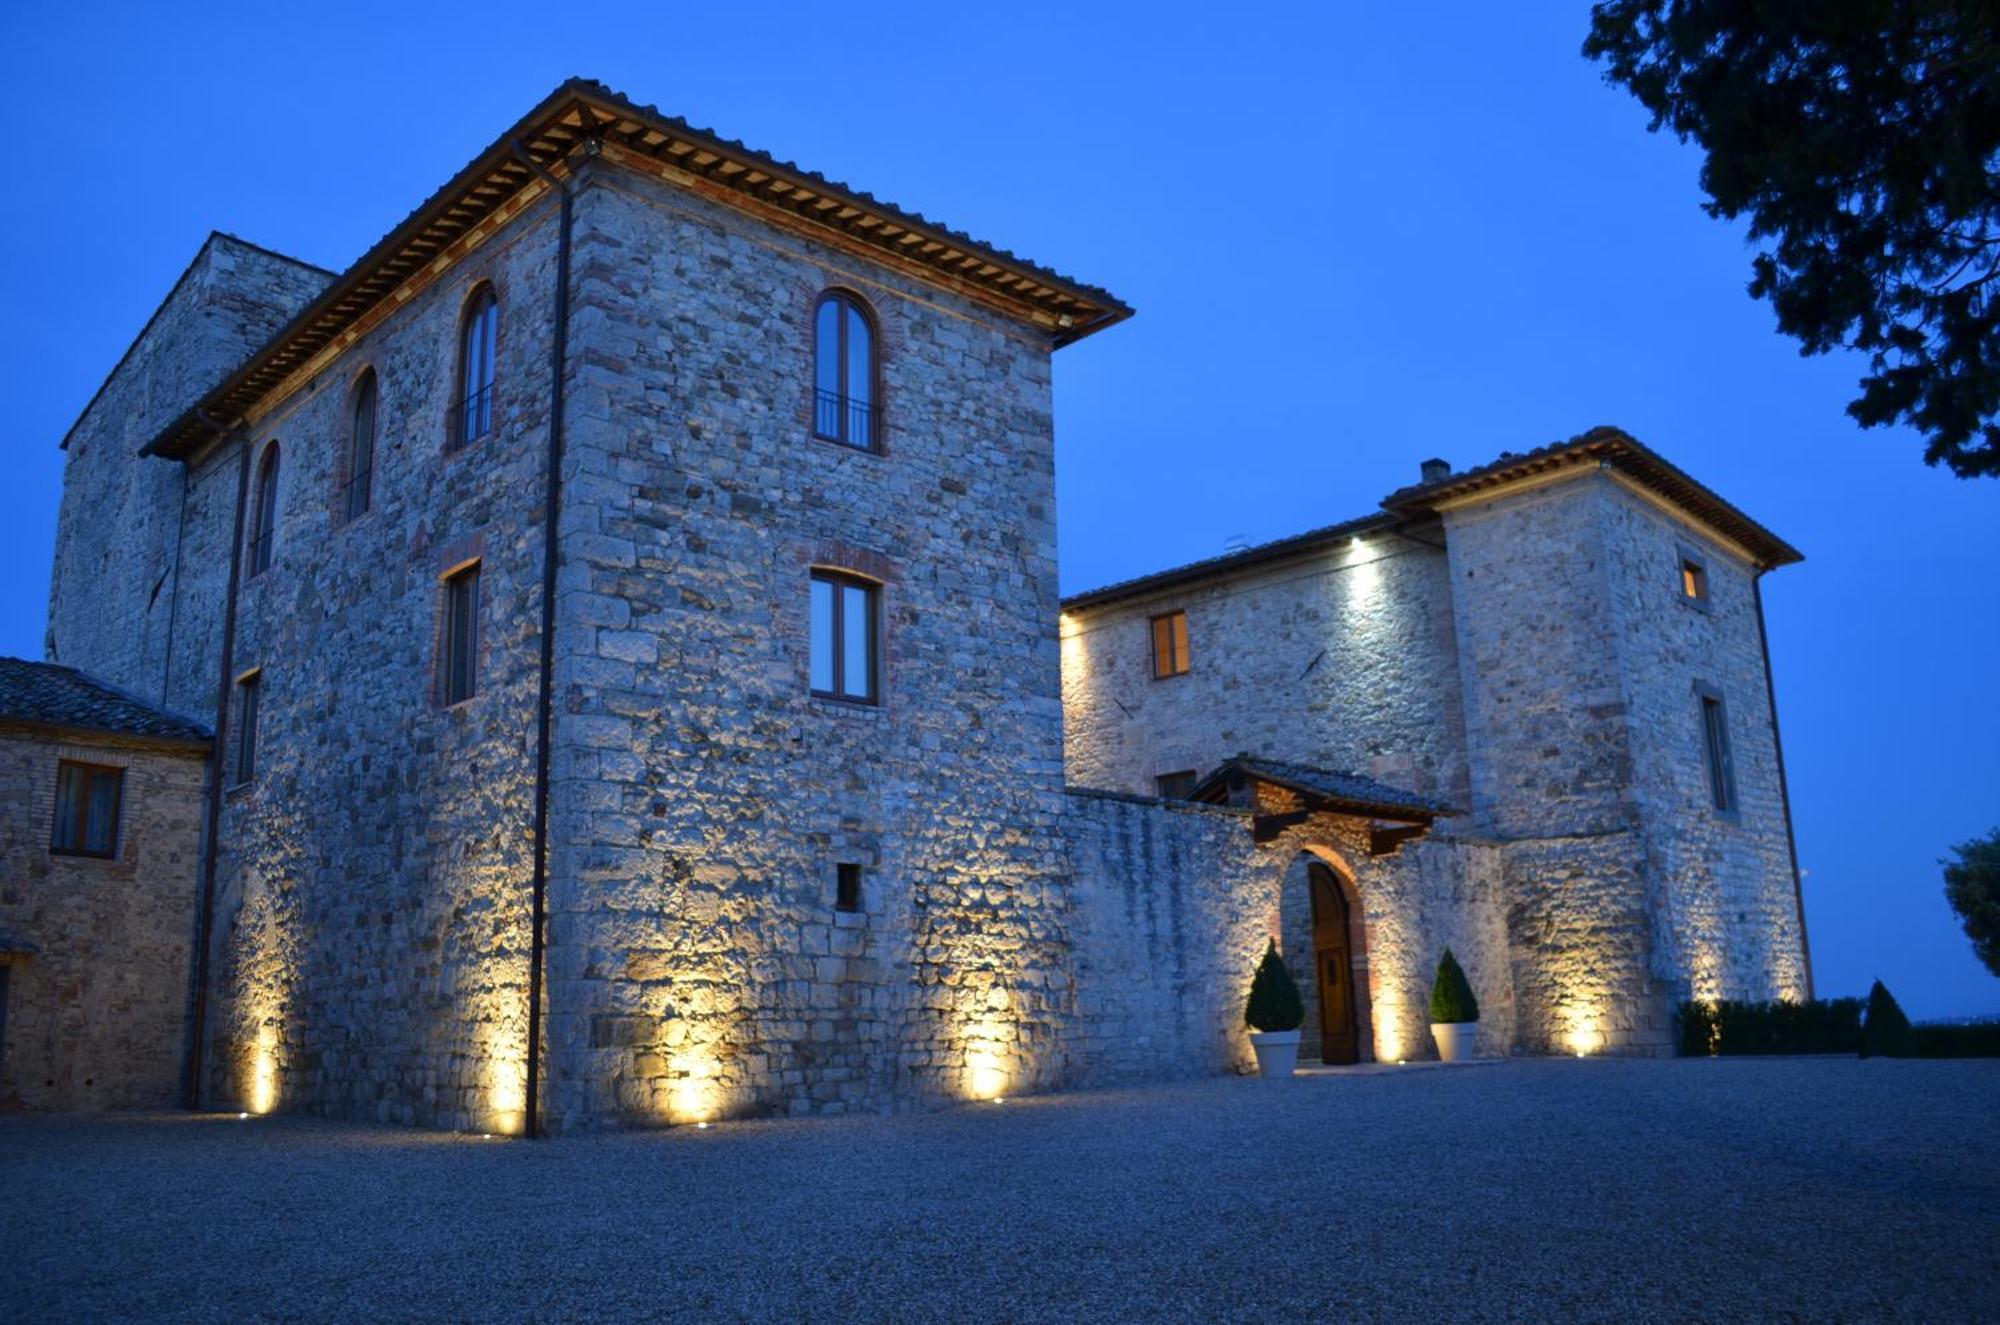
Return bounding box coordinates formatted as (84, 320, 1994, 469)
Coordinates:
(1309, 862, 1360, 1064)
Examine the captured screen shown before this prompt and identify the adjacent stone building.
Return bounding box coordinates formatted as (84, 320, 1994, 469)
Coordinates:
(33, 80, 1810, 1131)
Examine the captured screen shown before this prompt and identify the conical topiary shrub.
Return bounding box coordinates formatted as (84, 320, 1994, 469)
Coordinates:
(1244, 940, 1305, 1033)
(1429, 949, 1480, 1025)
(1861, 979, 1915, 1058)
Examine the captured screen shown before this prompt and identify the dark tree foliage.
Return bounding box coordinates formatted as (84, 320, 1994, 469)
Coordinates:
(1861, 979, 1916, 1057)
(1428, 948, 1481, 1024)
(1244, 940, 1305, 1033)
(1943, 826, 2000, 977)
(1585, 2, 2000, 476)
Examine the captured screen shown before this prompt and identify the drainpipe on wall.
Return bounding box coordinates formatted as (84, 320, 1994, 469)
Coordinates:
(1754, 572, 1814, 999)
(509, 135, 587, 1138)
(183, 415, 252, 1110)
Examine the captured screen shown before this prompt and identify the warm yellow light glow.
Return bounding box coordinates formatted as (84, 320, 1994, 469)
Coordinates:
(238, 1112, 249, 1120)
(250, 1022, 278, 1115)
(486, 1057, 528, 1136)
(967, 1054, 1006, 1102)
(670, 1050, 721, 1125)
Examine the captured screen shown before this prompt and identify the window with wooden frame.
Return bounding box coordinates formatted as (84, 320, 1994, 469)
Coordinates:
(51, 760, 123, 858)
(451, 285, 499, 451)
(810, 569, 879, 704)
(234, 670, 261, 786)
(813, 290, 878, 451)
(835, 862, 864, 913)
(344, 370, 377, 521)
(1150, 609, 1190, 679)
(1696, 684, 1738, 816)
(1155, 769, 1199, 801)
(249, 443, 280, 576)
(1678, 544, 1710, 611)
(440, 563, 481, 706)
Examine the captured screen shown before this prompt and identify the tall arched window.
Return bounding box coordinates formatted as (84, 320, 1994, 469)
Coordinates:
(813, 291, 876, 450)
(250, 443, 280, 576)
(345, 370, 377, 521)
(452, 285, 498, 451)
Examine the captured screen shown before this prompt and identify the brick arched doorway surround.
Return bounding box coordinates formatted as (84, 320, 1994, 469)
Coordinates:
(1282, 844, 1375, 1065)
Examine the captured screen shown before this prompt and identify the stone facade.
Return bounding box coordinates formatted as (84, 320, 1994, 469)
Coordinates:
(36, 85, 1808, 1129)
(1062, 462, 1810, 1059)
(0, 727, 207, 1110)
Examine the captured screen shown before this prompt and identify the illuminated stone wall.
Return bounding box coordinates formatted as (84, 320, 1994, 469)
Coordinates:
(180, 200, 567, 1131)
(539, 165, 1073, 1127)
(0, 729, 206, 1110)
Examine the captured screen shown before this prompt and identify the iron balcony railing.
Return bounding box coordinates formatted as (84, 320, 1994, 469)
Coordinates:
(446, 384, 496, 452)
(814, 388, 879, 450)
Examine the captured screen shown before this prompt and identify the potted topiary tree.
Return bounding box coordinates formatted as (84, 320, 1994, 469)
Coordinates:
(1429, 948, 1480, 1062)
(1245, 939, 1305, 1078)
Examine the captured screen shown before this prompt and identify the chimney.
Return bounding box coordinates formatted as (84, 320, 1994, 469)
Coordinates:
(1419, 457, 1451, 484)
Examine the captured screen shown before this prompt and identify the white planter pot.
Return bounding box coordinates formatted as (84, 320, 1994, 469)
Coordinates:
(1249, 1029, 1301, 1078)
(1431, 1021, 1477, 1063)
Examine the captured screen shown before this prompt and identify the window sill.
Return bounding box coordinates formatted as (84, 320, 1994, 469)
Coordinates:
(1151, 671, 1190, 682)
(808, 431, 884, 458)
(810, 694, 882, 718)
(49, 848, 118, 861)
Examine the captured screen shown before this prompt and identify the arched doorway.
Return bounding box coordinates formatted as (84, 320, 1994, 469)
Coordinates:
(1308, 861, 1361, 1064)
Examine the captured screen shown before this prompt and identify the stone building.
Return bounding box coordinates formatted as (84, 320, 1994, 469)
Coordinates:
(35, 80, 1810, 1132)
(0, 658, 210, 1110)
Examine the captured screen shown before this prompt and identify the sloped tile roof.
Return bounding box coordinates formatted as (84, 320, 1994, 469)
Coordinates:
(1193, 754, 1452, 819)
(0, 657, 210, 746)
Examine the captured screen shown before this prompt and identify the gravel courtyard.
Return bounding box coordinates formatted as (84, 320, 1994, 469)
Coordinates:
(4, 1057, 1997, 1323)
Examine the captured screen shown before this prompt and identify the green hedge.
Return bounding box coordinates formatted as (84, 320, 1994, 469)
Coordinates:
(1244, 940, 1305, 1033)
(1913, 1021, 2000, 1057)
(1676, 997, 1864, 1056)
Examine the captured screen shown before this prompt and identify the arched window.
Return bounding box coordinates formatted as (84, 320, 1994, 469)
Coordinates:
(452, 285, 498, 451)
(345, 370, 377, 521)
(813, 291, 877, 450)
(250, 443, 280, 576)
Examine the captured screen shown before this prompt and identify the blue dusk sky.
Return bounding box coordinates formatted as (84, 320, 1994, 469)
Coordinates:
(2, 4, 1994, 1018)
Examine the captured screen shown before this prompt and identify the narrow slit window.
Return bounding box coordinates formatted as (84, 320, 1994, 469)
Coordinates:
(345, 371, 377, 521)
(1698, 688, 1737, 815)
(249, 443, 279, 576)
(452, 286, 499, 450)
(51, 761, 124, 858)
(1155, 769, 1199, 800)
(441, 563, 481, 706)
(809, 570, 879, 703)
(812, 291, 877, 450)
(1151, 610, 1190, 678)
(235, 672, 261, 785)
(835, 862, 863, 913)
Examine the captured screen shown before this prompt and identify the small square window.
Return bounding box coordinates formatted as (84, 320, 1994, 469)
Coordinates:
(1150, 610, 1190, 679)
(1678, 546, 1710, 610)
(51, 761, 123, 858)
(835, 862, 864, 913)
(1155, 770, 1199, 800)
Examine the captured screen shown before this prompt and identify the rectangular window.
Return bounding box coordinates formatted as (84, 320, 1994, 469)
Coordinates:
(1151, 610, 1190, 679)
(235, 671, 261, 785)
(1678, 546, 1710, 610)
(442, 563, 480, 706)
(810, 570, 878, 703)
(51, 760, 124, 857)
(1698, 687, 1738, 815)
(835, 862, 864, 913)
(1155, 769, 1199, 800)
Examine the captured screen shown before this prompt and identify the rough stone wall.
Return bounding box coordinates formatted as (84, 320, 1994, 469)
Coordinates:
(1442, 475, 1670, 1054)
(0, 729, 206, 1110)
(47, 235, 330, 705)
(1595, 484, 1808, 1003)
(193, 202, 563, 1131)
(1061, 529, 1469, 806)
(542, 163, 1072, 1127)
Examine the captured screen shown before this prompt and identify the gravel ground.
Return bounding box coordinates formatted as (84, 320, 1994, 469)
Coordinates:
(4, 1057, 1997, 1323)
